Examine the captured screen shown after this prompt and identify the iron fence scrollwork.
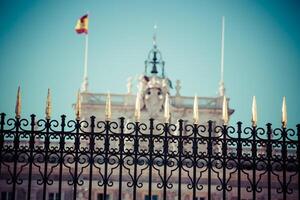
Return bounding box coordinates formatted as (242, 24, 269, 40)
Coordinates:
(0, 113, 299, 200)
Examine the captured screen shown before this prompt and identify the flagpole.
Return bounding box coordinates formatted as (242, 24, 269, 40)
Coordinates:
(81, 33, 89, 92)
(221, 16, 225, 84)
(219, 16, 225, 96)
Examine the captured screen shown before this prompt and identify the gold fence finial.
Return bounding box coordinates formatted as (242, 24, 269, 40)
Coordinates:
(105, 92, 112, 121)
(75, 90, 81, 120)
(251, 96, 257, 127)
(15, 86, 21, 118)
(193, 94, 199, 124)
(222, 96, 228, 125)
(282, 96, 287, 128)
(134, 92, 141, 122)
(164, 93, 170, 123)
(45, 88, 52, 119)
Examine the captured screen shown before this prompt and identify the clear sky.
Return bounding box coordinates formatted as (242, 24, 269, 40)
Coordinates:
(0, 0, 299, 128)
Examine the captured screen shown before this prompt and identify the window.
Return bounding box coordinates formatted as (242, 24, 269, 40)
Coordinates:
(97, 193, 110, 200)
(1, 192, 12, 200)
(144, 195, 158, 200)
(48, 192, 60, 200)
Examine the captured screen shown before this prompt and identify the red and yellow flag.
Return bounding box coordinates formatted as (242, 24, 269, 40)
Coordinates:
(75, 14, 88, 34)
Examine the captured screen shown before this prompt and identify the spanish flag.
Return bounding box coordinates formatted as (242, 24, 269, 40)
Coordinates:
(75, 14, 88, 34)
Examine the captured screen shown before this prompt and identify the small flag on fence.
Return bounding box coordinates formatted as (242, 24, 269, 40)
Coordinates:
(75, 14, 88, 34)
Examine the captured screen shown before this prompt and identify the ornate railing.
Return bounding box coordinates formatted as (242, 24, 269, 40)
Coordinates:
(0, 113, 299, 200)
(80, 92, 222, 109)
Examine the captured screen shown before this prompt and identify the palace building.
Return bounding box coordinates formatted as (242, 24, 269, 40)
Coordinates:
(78, 28, 234, 129)
(0, 20, 298, 200)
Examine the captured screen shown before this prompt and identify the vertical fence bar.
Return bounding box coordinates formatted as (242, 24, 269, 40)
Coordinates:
(148, 118, 154, 200)
(282, 125, 287, 200)
(27, 114, 35, 200)
(58, 115, 66, 200)
(192, 124, 198, 200)
(133, 121, 139, 200)
(177, 119, 183, 200)
(236, 122, 242, 200)
(163, 123, 169, 200)
(252, 126, 257, 200)
(73, 119, 81, 200)
(103, 120, 110, 200)
(0, 113, 5, 199)
(88, 116, 96, 200)
(207, 120, 213, 200)
(297, 124, 300, 200)
(222, 125, 227, 200)
(0, 113, 5, 179)
(148, 119, 154, 200)
(42, 118, 51, 200)
(12, 116, 20, 200)
(118, 117, 125, 200)
(266, 123, 272, 200)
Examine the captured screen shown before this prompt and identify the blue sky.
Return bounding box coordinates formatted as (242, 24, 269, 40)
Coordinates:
(0, 0, 299, 127)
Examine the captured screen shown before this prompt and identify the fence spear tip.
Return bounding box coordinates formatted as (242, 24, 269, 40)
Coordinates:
(45, 88, 52, 119)
(15, 86, 21, 118)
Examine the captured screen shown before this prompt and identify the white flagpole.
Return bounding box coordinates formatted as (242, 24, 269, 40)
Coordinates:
(221, 16, 225, 84)
(81, 34, 89, 92)
(219, 16, 225, 96)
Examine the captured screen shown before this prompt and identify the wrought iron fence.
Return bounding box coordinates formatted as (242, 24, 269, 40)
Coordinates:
(0, 113, 299, 200)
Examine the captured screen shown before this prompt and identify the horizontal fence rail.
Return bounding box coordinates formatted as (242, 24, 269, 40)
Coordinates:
(0, 113, 299, 200)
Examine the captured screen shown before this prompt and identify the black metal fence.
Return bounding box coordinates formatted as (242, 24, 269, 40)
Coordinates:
(0, 113, 299, 200)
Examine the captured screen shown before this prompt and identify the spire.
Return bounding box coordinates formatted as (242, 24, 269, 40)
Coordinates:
(282, 96, 287, 128)
(15, 86, 21, 118)
(134, 92, 141, 122)
(75, 90, 81, 120)
(164, 93, 170, 123)
(251, 96, 257, 127)
(126, 77, 133, 94)
(105, 92, 112, 121)
(153, 24, 157, 48)
(151, 24, 158, 74)
(45, 88, 52, 120)
(193, 94, 199, 124)
(150, 51, 159, 74)
(145, 25, 165, 77)
(222, 96, 228, 125)
(219, 16, 226, 96)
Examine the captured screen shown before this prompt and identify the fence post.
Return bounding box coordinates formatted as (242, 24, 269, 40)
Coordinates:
(118, 117, 125, 200)
(42, 117, 51, 200)
(103, 120, 110, 200)
(0, 113, 5, 176)
(281, 124, 287, 200)
(11, 115, 21, 200)
(297, 124, 300, 200)
(148, 118, 154, 200)
(58, 115, 66, 200)
(207, 120, 213, 200)
(236, 121, 242, 200)
(192, 123, 198, 200)
(163, 122, 169, 200)
(177, 119, 183, 200)
(88, 116, 96, 200)
(252, 125, 257, 200)
(222, 124, 228, 200)
(266, 123, 272, 200)
(73, 117, 81, 200)
(26, 114, 35, 200)
(133, 121, 139, 200)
